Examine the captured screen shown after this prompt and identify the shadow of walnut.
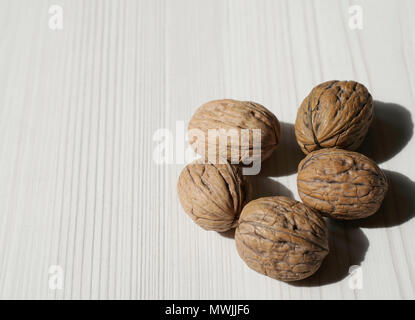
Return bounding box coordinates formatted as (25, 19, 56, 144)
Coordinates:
(260, 122, 304, 177)
(358, 100, 413, 164)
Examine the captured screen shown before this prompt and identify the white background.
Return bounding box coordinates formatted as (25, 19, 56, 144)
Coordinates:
(0, 0, 414, 299)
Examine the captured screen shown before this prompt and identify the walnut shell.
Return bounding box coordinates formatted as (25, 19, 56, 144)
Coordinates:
(295, 80, 374, 154)
(297, 148, 388, 220)
(188, 99, 281, 163)
(177, 160, 248, 232)
(235, 196, 329, 281)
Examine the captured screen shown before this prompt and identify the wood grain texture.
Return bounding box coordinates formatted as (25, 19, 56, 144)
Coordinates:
(0, 0, 414, 299)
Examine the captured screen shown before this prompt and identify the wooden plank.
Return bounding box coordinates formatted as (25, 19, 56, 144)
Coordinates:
(0, 0, 413, 299)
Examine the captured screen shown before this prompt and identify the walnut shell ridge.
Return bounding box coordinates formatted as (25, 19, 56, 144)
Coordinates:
(297, 148, 388, 220)
(177, 160, 249, 232)
(235, 196, 329, 281)
(188, 99, 281, 164)
(295, 80, 374, 154)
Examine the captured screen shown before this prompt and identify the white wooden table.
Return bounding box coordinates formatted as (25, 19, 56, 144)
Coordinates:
(0, 0, 414, 299)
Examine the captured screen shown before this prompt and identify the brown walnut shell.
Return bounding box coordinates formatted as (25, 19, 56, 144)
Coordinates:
(235, 196, 329, 281)
(177, 160, 248, 232)
(297, 148, 388, 220)
(295, 80, 374, 154)
(188, 99, 281, 163)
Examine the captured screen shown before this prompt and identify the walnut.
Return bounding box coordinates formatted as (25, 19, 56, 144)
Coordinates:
(235, 196, 329, 281)
(295, 80, 374, 154)
(188, 99, 281, 163)
(177, 160, 248, 232)
(297, 148, 388, 220)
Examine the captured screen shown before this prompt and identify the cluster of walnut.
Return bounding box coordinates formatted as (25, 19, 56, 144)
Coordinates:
(295, 81, 388, 220)
(177, 81, 388, 282)
(178, 99, 280, 232)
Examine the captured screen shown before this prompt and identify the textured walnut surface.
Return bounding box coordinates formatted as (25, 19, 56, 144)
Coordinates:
(295, 80, 373, 154)
(235, 196, 329, 281)
(188, 99, 281, 163)
(177, 160, 248, 232)
(297, 148, 388, 219)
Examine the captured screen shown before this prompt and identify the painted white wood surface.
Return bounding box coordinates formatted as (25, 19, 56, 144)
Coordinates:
(0, 0, 414, 299)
